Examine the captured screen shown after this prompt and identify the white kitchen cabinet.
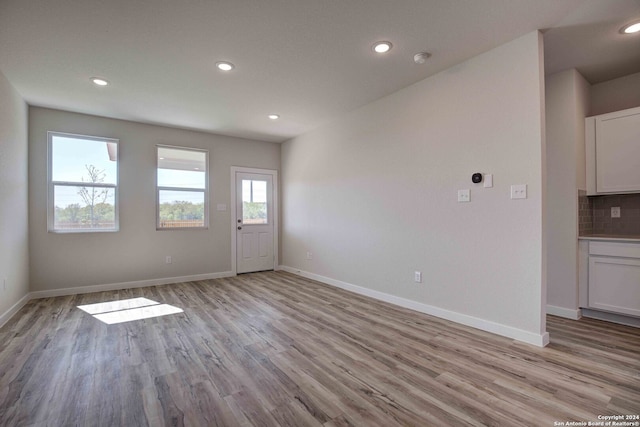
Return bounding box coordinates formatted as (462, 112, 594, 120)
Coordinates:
(587, 241, 640, 317)
(586, 105, 640, 195)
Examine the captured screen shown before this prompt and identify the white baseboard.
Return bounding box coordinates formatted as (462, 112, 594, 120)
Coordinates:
(279, 265, 550, 348)
(30, 271, 235, 299)
(581, 308, 640, 328)
(0, 293, 32, 329)
(546, 305, 582, 320)
(0, 271, 235, 328)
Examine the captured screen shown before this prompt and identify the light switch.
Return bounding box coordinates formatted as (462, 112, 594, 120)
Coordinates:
(216, 203, 227, 211)
(483, 174, 493, 188)
(510, 184, 527, 199)
(458, 189, 470, 202)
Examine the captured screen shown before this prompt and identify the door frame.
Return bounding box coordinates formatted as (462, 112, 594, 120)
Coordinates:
(230, 166, 279, 275)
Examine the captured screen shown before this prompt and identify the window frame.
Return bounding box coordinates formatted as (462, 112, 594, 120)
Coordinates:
(156, 144, 209, 230)
(47, 131, 120, 233)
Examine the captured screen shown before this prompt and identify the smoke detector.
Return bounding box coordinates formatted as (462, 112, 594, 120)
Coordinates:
(413, 52, 432, 64)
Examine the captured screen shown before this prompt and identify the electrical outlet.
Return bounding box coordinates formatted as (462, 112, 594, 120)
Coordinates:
(165, 256, 172, 264)
(414, 271, 422, 283)
(306, 251, 313, 260)
(611, 207, 621, 218)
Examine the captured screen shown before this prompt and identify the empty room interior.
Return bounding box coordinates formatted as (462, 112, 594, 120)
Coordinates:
(1, 0, 640, 425)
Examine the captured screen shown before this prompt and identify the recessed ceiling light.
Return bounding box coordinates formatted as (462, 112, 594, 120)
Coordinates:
(373, 41, 393, 54)
(268, 114, 280, 120)
(216, 61, 235, 71)
(621, 21, 640, 34)
(91, 77, 109, 86)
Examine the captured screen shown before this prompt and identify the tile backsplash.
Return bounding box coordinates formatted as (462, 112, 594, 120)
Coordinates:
(586, 193, 640, 235)
(578, 190, 592, 235)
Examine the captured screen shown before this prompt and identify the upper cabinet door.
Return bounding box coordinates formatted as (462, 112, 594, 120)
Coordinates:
(586, 106, 640, 195)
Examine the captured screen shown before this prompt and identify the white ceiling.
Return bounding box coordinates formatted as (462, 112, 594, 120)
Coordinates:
(1, 0, 639, 143)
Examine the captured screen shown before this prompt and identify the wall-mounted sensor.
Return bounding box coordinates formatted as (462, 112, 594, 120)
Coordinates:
(472, 173, 483, 184)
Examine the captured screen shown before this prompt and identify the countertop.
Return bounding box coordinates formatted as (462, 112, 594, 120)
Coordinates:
(578, 234, 640, 242)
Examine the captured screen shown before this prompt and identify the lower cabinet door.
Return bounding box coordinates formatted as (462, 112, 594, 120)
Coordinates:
(589, 256, 640, 317)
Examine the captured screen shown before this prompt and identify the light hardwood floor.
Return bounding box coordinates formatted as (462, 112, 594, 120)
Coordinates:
(0, 271, 639, 426)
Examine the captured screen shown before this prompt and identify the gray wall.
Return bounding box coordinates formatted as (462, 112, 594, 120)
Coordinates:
(0, 70, 29, 317)
(29, 107, 280, 291)
(590, 71, 640, 116)
(281, 32, 547, 341)
(545, 69, 590, 314)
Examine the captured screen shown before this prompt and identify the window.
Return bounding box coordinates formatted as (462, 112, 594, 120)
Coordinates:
(242, 179, 268, 224)
(157, 146, 208, 229)
(48, 132, 119, 232)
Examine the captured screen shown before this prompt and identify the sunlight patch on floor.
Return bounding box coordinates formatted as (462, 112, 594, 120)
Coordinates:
(78, 297, 183, 324)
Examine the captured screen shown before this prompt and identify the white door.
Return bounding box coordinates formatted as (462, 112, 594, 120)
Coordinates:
(236, 172, 274, 273)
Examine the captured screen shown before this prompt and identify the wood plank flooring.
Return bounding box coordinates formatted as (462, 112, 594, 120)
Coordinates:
(0, 271, 639, 426)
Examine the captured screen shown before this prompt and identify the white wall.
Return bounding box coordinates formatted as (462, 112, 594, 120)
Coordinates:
(545, 69, 590, 317)
(590, 71, 640, 116)
(281, 32, 547, 344)
(29, 107, 280, 292)
(0, 70, 29, 319)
